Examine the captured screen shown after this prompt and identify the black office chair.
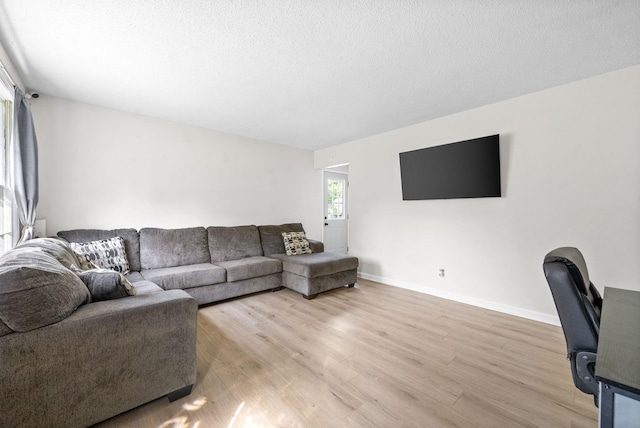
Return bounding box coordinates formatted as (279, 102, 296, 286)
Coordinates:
(543, 247, 603, 406)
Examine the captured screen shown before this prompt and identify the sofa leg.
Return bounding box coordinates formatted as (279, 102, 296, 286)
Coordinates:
(167, 384, 193, 402)
(347, 283, 355, 288)
(303, 293, 318, 300)
(272, 286, 283, 292)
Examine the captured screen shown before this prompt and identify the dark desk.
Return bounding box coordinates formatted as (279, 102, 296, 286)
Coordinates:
(595, 287, 640, 428)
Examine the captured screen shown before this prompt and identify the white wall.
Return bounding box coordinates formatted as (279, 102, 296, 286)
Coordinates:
(32, 96, 321, 239)
(315, 65, 640, 324)
(0, 42, 25, 91)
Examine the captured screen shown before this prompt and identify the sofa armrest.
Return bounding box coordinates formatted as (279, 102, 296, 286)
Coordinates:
(0, 290, 197, 427)
(308, 239, 324, 253)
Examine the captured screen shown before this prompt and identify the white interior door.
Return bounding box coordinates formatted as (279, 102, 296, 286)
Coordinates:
(323, 171, 348, 253)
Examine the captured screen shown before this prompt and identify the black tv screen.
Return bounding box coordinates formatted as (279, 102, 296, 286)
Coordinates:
(399, 134, 501, 200)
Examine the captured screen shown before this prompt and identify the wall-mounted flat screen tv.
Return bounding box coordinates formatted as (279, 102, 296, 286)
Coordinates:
(399, 134, 501, 200)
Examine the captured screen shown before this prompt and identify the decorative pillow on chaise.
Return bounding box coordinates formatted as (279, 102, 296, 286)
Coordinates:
(282, 231, 313, 256)
(77, 269, 136, 302)
(70, 236, 130, 274)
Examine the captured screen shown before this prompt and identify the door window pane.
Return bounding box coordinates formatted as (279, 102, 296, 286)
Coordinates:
(326, 178, 345, 219)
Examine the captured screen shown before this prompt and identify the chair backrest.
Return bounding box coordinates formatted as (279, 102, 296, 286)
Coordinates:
(543, 247, 603, 398)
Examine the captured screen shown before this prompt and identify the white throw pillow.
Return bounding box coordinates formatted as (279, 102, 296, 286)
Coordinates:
(70, 236, 130, 274)
(282, 231, 312, 256)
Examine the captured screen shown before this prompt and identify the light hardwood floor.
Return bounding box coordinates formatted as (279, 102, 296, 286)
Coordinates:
(97, 279, 597, 427)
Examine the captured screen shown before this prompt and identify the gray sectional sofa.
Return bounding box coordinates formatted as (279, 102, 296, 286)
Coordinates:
(0, 222, 357, 427)
(59, 223, 358, 304)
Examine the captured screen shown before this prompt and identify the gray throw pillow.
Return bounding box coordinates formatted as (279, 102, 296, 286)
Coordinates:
(77, 269, 137, 302)
(0, 247, 91, 332)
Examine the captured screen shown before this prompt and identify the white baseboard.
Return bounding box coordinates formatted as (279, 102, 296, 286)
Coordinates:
(357, 271, 560, 326)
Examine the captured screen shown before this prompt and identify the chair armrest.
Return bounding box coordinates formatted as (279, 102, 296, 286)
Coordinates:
(573, 351, 599, 397)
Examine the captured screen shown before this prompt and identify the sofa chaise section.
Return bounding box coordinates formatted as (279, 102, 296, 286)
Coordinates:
(258, 224, 358, 299)
(269, 252, 358, 299)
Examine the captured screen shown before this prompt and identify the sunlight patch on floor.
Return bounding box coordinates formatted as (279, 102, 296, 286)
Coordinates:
(157, 396, 207, 428)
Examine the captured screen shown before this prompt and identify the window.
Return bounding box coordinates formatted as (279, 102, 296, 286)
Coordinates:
(326, 176, 346, 219)
(0, 78, 14, 253)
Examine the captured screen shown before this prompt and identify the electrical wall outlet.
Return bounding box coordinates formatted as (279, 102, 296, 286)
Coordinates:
(438, 268, 445, 279)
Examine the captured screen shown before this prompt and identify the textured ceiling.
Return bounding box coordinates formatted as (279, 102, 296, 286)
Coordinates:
(0, 1, 638, 150)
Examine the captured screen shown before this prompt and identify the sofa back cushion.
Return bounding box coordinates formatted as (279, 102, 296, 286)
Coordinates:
(139, 227, 209, 269)
(207, 225, 263, 262)
(58, 229, 141, 272)
(0, 247, 90, 332)
(258, 223, 305, 256)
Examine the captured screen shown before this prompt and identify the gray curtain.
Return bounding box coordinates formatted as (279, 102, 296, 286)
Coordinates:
(13, 87, 39, 244)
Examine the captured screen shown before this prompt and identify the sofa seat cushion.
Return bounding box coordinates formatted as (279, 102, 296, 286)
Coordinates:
(125, 271, 145, 283)
(140, 227, 210, 269)
(214, 256, 282, 282)
(125, 272, 164, 294)
(208, 225, 263, 262)
(141, 263, 226, 290)
(269, 252, 358, 279)
(129, 280, 164, 295)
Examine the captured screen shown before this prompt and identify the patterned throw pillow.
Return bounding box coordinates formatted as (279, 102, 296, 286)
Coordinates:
(282, 231, 312, 256)
(70, 236, 130, 274)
